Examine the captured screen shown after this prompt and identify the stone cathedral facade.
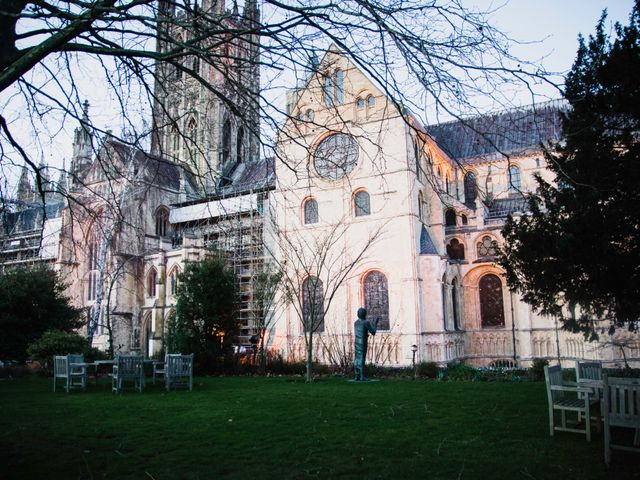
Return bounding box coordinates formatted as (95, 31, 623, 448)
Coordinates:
(1, 29, 638, 366)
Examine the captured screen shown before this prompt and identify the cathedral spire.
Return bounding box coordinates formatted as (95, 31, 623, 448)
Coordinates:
(71, 99, 94, 187)
(16, 167, 34, 204)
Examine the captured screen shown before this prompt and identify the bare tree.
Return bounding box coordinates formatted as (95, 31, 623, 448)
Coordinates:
(270, 216, 385, 382)
(251, 262, 281, 372)
(0, 1, 556, 200)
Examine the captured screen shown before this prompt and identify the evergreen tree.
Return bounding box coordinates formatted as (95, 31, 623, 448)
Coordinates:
(500, 2, 640, 339)
(0, 266, 82, 361)
(170, 252, 239, 372)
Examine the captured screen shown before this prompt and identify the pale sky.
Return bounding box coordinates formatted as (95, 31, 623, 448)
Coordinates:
(2, 0, 636, 190)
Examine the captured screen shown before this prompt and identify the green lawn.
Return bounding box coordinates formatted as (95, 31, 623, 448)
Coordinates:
(0, 376, 637, 479)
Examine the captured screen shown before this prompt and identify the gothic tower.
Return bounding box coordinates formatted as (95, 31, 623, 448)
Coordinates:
(70, 100, 94, 188)
(151, 0, 261, 194)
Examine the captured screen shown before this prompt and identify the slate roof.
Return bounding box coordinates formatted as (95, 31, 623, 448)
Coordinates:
(217, 157, 276, 197)
(107, 140, 185, 191)
(1, 202, 63, 235)
(427, 101, 565, 165)
(420, 224, 439, 255)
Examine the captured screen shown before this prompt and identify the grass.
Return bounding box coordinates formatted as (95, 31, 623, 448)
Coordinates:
(0, 375, 637, 479)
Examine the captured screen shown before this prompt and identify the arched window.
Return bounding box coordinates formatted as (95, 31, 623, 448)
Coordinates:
(147, 268, 157, 298)
(354, 190, 370, 217)
(461, 214, 468, 225)
(305, 109, 314, 122)
(303, 198, 318, 225)
(452, 278, 460, 331)
(441, 275, 448, 331)
(187, 119, 197, 163)
(464, 172, 477, 205)
(325, 70, 345, 107)
(324, 73, 334, 107)
(87, 232, 100, 301)
(446, 238, 465, 260)
(171, 127, 180, 157)
(222, 118, 231, 164)
(477, 235, 498, 258)
(445, 209, 456, 227)
(363, 271, 389, 330)
(155, 207, 169, 237)
(335, 69, 345, 104)
(446, 175, 451, 194)
(508, 166, 521, 192)
(302, 276, 324, 333)
(236, 126, 244, 163)
(367, 95, 376, 108)
(418, 191, 424, 221)
(174, 35, 184, 80)
(168, 267, 180, 296)
(414, 140, 421, 180)
(479, 274, 505, 327)
(356, 98, 365, 109)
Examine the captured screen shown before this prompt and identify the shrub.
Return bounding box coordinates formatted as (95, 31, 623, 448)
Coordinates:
(445, 362, 476, 381)
(529, 358, 549, 381)
(416, 361, 439, 379)
(27, 329, 88, 367)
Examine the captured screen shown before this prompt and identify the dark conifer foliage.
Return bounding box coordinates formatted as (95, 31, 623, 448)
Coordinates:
(0, 265, 82, 361)
(500, 1, 640, 339)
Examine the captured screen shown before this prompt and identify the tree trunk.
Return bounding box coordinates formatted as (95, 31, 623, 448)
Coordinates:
(306, 333, 313, 382)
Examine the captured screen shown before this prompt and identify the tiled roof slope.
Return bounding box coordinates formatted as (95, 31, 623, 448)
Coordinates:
(420, 225, 439, 255)
(427, 101, 565, 165)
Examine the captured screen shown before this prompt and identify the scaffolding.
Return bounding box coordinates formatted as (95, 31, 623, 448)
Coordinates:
(172, 186, 270, 344)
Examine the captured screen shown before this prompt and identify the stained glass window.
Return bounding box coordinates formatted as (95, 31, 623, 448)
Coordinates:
(155, 207, 169, 237)
(147, 268, 157, 298)
(479, 274, 505, 327)
(363, 271, 389, 330)
(313, 133, 358, 180)
(477, 235, 498, 258)
(302, 276, 324, 333)
(464, 172, 477, 205)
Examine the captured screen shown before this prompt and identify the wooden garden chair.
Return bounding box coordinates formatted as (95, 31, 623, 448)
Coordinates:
(111, 354, 144, 393)
(575, 360, 603, 422)
(53, 354, 87, 393)
(164, 354, 193, 391)
(603, 375, 640, 465)
(544, 365, 599, 441)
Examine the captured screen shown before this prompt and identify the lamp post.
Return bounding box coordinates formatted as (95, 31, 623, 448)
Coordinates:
(411, 344, 418, 380)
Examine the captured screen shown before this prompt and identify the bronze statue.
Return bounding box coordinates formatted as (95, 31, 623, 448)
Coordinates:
(353, 307, 378, 381)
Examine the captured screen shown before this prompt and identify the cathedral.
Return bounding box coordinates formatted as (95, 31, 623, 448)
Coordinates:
(1, 4, 638, 368)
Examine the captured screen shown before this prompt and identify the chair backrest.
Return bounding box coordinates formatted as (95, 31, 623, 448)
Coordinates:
(115, 355, 143, 377)
(544, 365, 565, 402)
(166, 354, 193, 377)
(603, 375, 640, 429)
(576, 361, 602, 382)
(53, 356, 68, 376)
